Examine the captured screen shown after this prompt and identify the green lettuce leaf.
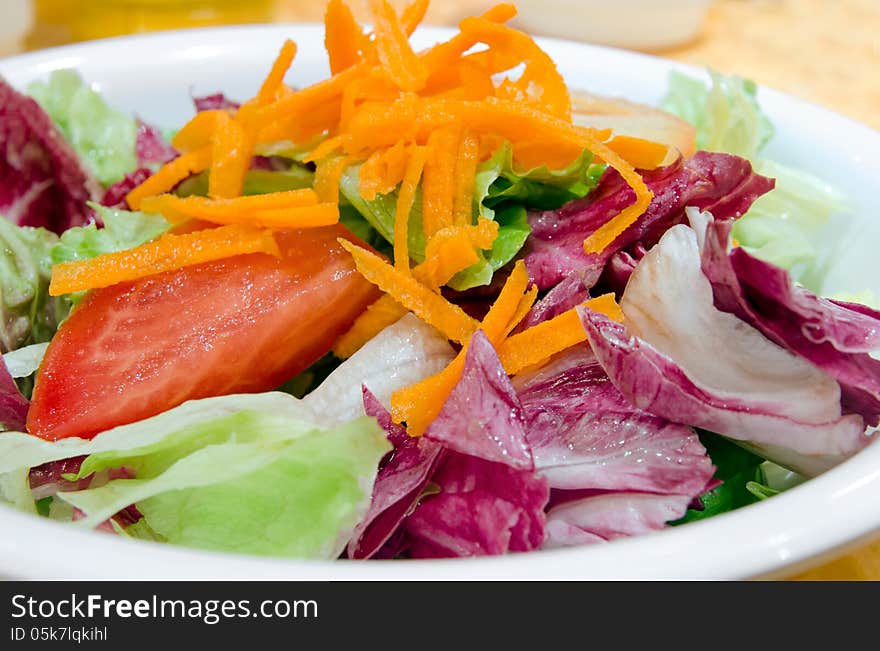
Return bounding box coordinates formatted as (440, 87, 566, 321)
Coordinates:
(28, 70, 138, 186)
(662, 70, 773, 160)
(0, 392, 389, 559)
(2, 342, 49, 378)
(50, 203, 169, 266)
(474, 143, 604, 219)
(662, 70, 850, 291)
(0, 218, 71, 353)
(732, 160, 850, 290)
(339, 144, 603, 291)
(0, 468, 35, 513)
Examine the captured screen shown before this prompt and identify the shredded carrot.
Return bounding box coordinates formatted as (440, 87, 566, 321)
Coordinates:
(171, 110, 222, 152)
(458, 17, 571, 119)
(258, 39, 297, 105)
(394, 145, 428, 273)
(305, 134, 346, 163)
(369, 0, 428, 92)
(452, 130, 480, 225)
(141, 189, 319, 216)
(358, 141, 409, 200)
(390, 260, 532, 434)
(508, 285, 539, 336)
(351, 96, 654, 254)
(125, 147, 212, 209)
(324, 0, 364, 74)
(339, 239, 479, 344)
(49, 225, 280, 296)
(208, 111, 252, 199)
(256, 63, 363, 135)
(314, 155, 351, 203)
(401, 0, 430, 36)
(421, 125, 459, 236)
(138, 191, 337, 228)
(417, 231, 480, 288)
(420, 3, 518, 76)
(497, 293, 624, 375)
(332, 295, 407, 359)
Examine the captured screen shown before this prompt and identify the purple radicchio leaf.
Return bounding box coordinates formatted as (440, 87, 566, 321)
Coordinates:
(524, 151, 774, 291)
(100, 168, 152, 209)
(0, 77, 97, 232)
(581, 225, 870, 477)
(543, 491, 694, 548)
(346, 387, 444, 559)
(192, 92, 241, 113)
(514, 346, 714, 496)
(424, 330, 534, 470)
(135, 121, 177, 167)
(702, 218, 880, 425)
(0, 358, 28, 432)
(519, 271, 592, 329)
(404, 452, 549, 558)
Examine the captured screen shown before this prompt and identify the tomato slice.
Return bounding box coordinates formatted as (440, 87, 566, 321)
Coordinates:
(27, 225, 381, 441)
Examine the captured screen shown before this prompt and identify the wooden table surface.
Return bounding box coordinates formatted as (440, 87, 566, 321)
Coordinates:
(11, 0, 880, 579)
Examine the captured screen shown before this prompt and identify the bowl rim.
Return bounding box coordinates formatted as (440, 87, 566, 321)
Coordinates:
(1, 24, 879, 580)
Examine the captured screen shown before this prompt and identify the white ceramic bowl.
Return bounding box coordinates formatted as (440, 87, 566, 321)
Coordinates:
(1, 25, 879, 580)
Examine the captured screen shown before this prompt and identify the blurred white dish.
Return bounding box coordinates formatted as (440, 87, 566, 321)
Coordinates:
(512, 0, 713, 50)
(0, 24, 878, 580)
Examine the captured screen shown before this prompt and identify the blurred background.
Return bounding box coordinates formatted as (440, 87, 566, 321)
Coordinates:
(1, 0, 879, 578)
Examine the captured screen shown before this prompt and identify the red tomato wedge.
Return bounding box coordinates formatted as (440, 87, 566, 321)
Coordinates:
(27, 226, 381, 441)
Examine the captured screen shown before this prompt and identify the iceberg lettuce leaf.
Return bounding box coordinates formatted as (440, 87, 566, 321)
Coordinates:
(28, 70, 138, 186)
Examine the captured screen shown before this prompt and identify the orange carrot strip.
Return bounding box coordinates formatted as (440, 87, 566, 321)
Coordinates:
(401, 0, 430, 36)
(332, 295, 407, 359)
(208, 111, 251, 199)
(339, 239, 480, 345)
(257, 39, 297, 105)
(369, 0, 428, 92)
(394, 145, 428, 273)
(497, 293, 624, 375)
(391, 260, 531, 434)
(305, 135, 346, 163)
(49, 225, 280, 296)
(416, 232, 480, 288)
(140, 189, 322, 222)
(421, 125, 459, 236)
(125, 147, 212, 209)
(458, 17, 571, 119)
(452, 129, 480, 225)
(256, 63, 363, 131)
(508, 285, 539, 336)
(140, 196, 337, 229)
(413, 97, 655, 254)
(605, 135, 670, 171)
(420, 3, 518, 75)
(358, 141, 409, 200)
(479, 260, 532, 339)
(324, 0, 364, 74)
(171, 110, 223, 152)
(314, 155, 350, 203)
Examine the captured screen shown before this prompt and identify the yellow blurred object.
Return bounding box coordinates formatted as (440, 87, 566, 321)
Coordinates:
(26, 0, 277, 48)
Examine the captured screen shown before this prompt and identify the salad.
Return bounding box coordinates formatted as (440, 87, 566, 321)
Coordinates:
(0, 0, 876, 561)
